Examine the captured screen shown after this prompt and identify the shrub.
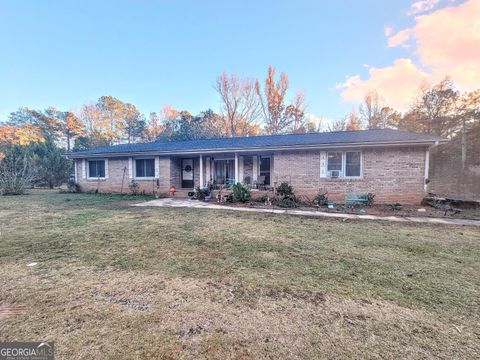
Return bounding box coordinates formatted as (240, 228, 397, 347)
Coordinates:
(67, 179, 80, 193)
(129, 180, 140, 195)
(0, 145, 36, 195)
(276, 182, 295, 197)
(313, 189, 329, 206)
(194, 187, 210, 200)
(367, 193, 375, 206)
(389, 203, 402, 211)
(276, 197, 298, 208)
(231, 182, 251, 203)
(274, 182, 298, 208)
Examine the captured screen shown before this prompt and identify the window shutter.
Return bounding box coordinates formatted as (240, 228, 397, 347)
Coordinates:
(82, 159, 86, 179)
(320, 151, 327, 178)
(128, 157, 133, 179)
(155, 157, 159, 178)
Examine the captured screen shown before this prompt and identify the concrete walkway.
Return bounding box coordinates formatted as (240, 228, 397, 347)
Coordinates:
(133, 198, 480, 227)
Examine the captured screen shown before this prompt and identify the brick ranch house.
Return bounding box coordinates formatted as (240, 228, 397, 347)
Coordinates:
(67, 129, 446, 204)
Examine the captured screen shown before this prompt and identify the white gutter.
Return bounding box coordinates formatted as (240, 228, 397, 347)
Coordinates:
(66, 139, 447, 159)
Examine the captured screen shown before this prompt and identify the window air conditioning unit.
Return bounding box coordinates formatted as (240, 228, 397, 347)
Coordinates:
(329, 170, 341, 178)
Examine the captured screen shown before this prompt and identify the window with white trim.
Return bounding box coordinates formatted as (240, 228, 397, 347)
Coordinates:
(326, 151, 362, 178)
(135, 158, 155, 178)
(345, 151, 361, 177)
(88, 160, 105, 178)
(327, 152, 342, 172)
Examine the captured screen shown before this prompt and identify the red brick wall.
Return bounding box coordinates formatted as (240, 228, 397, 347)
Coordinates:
(75, 147, 428, 204)
(76, 157, 172, 195)
(273, 146, 427, 204)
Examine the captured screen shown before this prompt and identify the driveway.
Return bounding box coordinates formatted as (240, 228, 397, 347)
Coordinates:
(133, 198, 480, 227)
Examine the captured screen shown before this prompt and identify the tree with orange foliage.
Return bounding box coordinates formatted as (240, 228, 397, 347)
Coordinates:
(346, 109, 363, 131)
(143, 112, 165, 142)
(0, 124, 44, 147)
(63, 112, 85, 151)
(256, 66, 307, 135)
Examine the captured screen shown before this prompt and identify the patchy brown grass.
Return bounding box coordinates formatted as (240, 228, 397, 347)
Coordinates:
(0, 190, 479, 359)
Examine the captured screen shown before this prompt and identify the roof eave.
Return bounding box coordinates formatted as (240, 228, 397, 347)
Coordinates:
(66, 138, 447, 159)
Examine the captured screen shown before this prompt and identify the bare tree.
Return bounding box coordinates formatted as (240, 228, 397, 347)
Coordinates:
(411, 78, 459, 137)
(359, 90, 382, 129)
(214, 73, 260, 136)
(456, 90, 480, 168)
(327, 117, 347, 132)
(0, 147, 36, 195)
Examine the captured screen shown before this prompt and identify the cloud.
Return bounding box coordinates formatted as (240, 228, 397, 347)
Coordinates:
(305, 113, 335, 130)
(339, 59, 428, 111)
(407, 0, 440, 15)
(387, 29, 412, 48)
(414, 0, 480, 88)
(384, 25, 393, 36)
(339, 0, 480, 111)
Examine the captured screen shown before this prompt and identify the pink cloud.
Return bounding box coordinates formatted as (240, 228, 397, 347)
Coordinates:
(339, 59, 428, 111)
(340, 0, 480, 110)
(384, 25, 393, 36)
(387, 29, 412, 48)
(414, 0, 480, 88)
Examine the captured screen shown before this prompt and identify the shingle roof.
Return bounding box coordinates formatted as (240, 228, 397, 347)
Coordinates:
(68, 129, 445, 157)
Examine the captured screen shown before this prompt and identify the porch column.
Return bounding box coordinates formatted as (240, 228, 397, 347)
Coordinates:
(199, 154, 204, 188)
(239, 156, 244, 183)
(234, 153, 239, 184)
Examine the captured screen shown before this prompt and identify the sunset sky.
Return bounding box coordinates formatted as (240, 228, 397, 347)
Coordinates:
(0, 0, 478, 125)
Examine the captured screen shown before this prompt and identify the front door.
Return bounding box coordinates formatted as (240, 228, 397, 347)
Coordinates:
(181, 158, 194, 188)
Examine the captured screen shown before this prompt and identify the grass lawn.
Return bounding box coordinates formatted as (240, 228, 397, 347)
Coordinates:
(1, 190, 479, 359)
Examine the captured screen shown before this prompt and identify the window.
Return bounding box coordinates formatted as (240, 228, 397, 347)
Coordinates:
(88, 160, 105, 178)
(259, 156, 271, 186)
(327, 152, 342, 172)
(136, 159, 155, 178)
(346, 152, 361, 177)
(326, 151, 362, 178)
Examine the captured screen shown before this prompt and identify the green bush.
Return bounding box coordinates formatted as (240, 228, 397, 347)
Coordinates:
(276, 197, 298, 208)
(313, 189, 329, 206)
(194, 187, 210, 200)
(274, 182, 298, 208)
(231, 182, 251, 203)
(276, 182, 295, 197)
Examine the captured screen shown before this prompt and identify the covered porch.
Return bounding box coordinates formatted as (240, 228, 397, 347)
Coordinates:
(171, 152, 274, 190)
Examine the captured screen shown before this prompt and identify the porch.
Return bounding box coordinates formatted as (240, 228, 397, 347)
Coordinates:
(170, 152, 275, 190)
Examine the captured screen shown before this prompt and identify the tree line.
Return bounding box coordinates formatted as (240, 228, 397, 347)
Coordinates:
(1, 66, 479, 194)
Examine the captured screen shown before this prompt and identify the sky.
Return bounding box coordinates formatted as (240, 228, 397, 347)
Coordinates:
(0, 0, 478, 125)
